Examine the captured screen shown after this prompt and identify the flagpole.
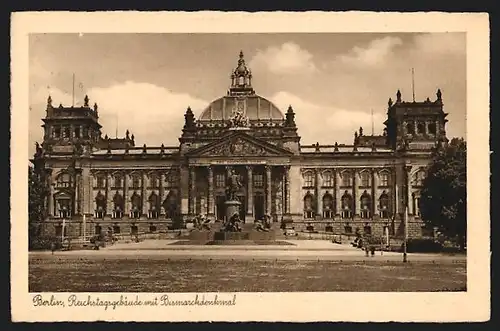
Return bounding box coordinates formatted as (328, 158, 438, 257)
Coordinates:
(83, 214, 86, 241)
(411, 68, 415, 102)
(62, 217, 66, 244)
(72, 73, 75, 107)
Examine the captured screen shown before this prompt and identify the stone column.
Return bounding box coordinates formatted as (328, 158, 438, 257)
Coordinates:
(47, 169, 54, 216)
(189, 167, 196, 215)
(315, 169, 322, 218)
(207, 166, 214, 217)
(124, 172, 130, 216)
(106, 172, 112, 217)
(405, 165, 412, 214)
(284, 166, 291, 215)
(246, 166, 253, 217)
(77, 170, 84, 215)
(372, 168, 379, 218)
(335, 169, 341, 215)
(266, 165, 272, 216)
(159, 172, 165, 215)
(79, 125, 83, 138)
(354, 169, 360, 216)
(414, 121, 418, 135)
(392, 168, 398, 217)
(142, 172, 147, 216)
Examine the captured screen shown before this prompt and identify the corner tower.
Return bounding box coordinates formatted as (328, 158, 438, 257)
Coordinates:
(384, 89, 448, 152)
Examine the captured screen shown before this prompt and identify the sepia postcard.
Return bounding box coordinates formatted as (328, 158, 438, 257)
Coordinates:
(11, 11, 490, 322)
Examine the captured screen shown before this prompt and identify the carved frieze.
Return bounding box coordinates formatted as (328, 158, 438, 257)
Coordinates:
(200, 137, 275, 157)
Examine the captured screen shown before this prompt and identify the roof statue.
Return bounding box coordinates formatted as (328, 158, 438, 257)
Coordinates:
(228, 105, 250, 129)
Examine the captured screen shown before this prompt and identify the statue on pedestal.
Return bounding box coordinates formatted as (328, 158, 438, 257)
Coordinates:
(225, 169, 242, 201)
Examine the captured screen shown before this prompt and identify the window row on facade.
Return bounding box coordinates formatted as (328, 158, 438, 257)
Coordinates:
(404, 120, 438, 136)
(300, 168, 426, 189)
(89, 171, 179, 190)
(49, 124, 95, 140)
(93, 190, 179, 220)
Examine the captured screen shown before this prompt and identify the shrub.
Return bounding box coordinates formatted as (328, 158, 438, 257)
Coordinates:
(29, 236, 61, 251)
(404, 238, 443, 253)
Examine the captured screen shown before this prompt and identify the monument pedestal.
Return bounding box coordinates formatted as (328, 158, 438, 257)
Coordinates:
(224, 200, 241, 221)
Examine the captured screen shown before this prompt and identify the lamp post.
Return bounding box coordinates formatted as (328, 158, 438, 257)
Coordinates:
(402, 171, 408, 263)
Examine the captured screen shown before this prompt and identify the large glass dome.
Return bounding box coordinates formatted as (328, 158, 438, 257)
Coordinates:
(198, 51, 285, 122)
(198, 95, 284, 122)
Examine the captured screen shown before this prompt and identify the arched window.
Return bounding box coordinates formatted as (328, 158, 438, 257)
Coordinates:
(56, 198, 72, 219)
(93, 174, 105, 189)
(360, 191, 372, 219)
(417, 122, 426, 134)
(148, 192, 160, 219)
(113, 192, 124, 219)
(406, 122, 414, 134)
(113, 174, 123, 188)
(165, 172, 178, 189)
(322, 192, 334, 218)
(341, 171, 353, 187)
(131, 174, 141, 189)
(360, 171, 371, 187)
(341, 191, 353, 219)
(149, 173, 159, 189)
(379, 192, 390, 218)
(303, 171, 315, 187)
(322, 171, 333, 187)
(54, 126, 61, 138)
(413, 169, 426, 186)
(130, 192, 142, 218)
(379, 172, 390, 187)
(303, 192, 315, 219)
(163, 190, 178, 219)
(428, 122, 437, 135)
(95, 191, 106, 218)
(56, 173, 72, 188)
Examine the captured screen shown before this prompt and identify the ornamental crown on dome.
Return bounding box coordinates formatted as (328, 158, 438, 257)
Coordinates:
(229, 51, 254, 96)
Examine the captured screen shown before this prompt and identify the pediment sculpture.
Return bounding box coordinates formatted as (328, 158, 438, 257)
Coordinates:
(201, 137, 274, 157)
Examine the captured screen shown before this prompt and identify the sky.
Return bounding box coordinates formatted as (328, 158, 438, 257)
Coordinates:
(29, 33, 466, 154)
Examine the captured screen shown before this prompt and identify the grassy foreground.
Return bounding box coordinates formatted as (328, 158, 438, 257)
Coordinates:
(29, 256, 466, 292)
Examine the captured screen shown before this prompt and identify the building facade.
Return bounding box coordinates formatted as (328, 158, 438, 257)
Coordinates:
(31, 51, 449, 239)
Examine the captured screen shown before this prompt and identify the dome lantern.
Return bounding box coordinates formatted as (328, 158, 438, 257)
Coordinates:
(228, 50, 255, 97)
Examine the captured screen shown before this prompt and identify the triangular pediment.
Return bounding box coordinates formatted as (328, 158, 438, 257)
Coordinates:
(186, 131, 293, 157)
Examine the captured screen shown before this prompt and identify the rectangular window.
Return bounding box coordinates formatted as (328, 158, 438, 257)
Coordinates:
(380, 173, 389, 187)
(74, 127, 81, 138)
(216, 174, 225, 188)
(341, 173, 352, 187)
(54, 127, 61, 138)
(361, 173, 371, 187)
(323, 172, 333, 187)
(304, 172, 315, 187)
(253, 174, 264, 188)
(344, 225, 352, 234)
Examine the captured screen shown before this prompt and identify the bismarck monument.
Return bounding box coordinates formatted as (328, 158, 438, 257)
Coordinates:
(185, 109, 282, 245)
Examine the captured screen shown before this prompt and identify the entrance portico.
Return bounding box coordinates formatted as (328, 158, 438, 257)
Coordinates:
(186, 162, 291, 224)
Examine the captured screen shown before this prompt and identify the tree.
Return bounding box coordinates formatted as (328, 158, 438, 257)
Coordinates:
(29, 165, 49, 244)
(420, 138, 466, 249)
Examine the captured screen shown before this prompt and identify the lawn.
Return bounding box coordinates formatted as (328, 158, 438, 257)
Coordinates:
(29, 256, 466, 292)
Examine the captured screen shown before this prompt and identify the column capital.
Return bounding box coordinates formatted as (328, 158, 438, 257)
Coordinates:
(245, 165, 253, 172)
(265, 165, 272, 173)
(404, 165, 412, 173)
